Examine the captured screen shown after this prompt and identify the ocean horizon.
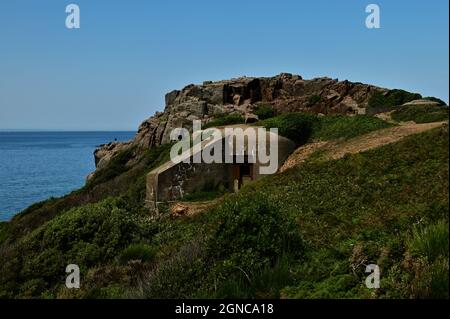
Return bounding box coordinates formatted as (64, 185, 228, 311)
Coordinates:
(0, 131, 135, 221)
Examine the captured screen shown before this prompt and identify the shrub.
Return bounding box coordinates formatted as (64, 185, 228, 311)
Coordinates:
(136, 239, 207, 298)
(368, 89, 422, 109)
(207, 192, 303, 274)
(204, 113, 244, 129)
(87, 146, 136, 188)
(407, 220, 449, 262)
(9, 198, 157, 295)
(261, 112, 318, 144)
(214, 254, 295, 298)
(253, 103, 277, 120)
(307, 95, 324, 106)
(423, 97, 447, 106)
(118, 243, 156, 265)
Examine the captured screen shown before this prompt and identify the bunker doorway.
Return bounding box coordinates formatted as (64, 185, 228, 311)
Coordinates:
(232, 163, 254, 192)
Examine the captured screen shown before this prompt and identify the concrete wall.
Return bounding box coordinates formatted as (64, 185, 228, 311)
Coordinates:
(146, 161, 233, 204)
(146, 128, 296, 207)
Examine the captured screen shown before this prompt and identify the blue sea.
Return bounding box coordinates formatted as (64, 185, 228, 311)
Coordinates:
(0, 131, 135, 221)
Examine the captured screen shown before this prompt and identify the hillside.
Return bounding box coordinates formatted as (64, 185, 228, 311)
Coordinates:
(0, 74, 448, 299)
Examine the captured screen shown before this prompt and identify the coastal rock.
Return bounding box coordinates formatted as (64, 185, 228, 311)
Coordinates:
(91, 73, 388, 172)
(93, 141, 133, 170)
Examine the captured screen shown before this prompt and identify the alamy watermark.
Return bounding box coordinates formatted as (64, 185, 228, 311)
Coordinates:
(365, 264, 380, 289)
(65, 4, 80, 29)
(366, 4, 381, 29)
(169, 120, 279, 174)
(65, 264, 80, 289)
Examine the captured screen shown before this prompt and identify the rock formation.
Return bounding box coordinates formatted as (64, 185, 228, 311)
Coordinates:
(92, 73, 387, 172)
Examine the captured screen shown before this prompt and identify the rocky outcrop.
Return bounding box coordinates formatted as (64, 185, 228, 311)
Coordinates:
(94, 141, 133, 170)
(92, 73, 387, 171)
(132, 73, 386, 150)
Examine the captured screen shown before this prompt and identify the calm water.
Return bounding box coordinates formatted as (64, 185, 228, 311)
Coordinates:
(0, 131, 135, 221)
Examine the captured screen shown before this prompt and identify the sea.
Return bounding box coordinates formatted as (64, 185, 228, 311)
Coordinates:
(0, 131, 135, 221)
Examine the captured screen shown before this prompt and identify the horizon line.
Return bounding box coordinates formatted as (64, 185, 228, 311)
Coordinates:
(0, 129, 137, 132)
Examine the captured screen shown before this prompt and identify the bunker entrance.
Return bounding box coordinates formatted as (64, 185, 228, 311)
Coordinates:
(232, 162, 254, 192)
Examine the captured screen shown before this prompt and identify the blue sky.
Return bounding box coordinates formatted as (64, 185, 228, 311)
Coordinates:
(0, 0, 448, 131)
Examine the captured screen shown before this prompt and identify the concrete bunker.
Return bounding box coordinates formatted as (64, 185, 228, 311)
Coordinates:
(145, 125, 295, 210)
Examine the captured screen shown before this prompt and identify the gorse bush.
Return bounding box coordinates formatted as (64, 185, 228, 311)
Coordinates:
(368, 89, 422, 109)
(203, 113, 245, 129)
(261, 112, 318, 144)
(253, 102, 277, 120)
(0, 198, 157, 297)
(423, 97, 447, 106)
(207, 192, 303, 274)
(118, 243, 157, 265)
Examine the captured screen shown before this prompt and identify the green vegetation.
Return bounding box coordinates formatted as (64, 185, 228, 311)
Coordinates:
(0, 113, 447, 299)
(261, 113, 319, 144)
(86, 146, 136, 189)
(391, 104, 449, 123)
(183, 180, 227, 202)
(312, 115, 393, 140)
(139, 125, 448, 298)
(307, 94, 324, 106)
(203, 113, 245, 129)
(261, 113, 393, 144)
(253, 102, 277, 120)
(423, 97, 447, 106)
(0, 198, 157, 298)
(119, 243, 157, 265)
(368, 89, 422, 109)
(183, 190, 224, 202)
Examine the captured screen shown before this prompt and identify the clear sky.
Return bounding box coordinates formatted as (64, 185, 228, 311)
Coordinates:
(0, 0, 448, 131)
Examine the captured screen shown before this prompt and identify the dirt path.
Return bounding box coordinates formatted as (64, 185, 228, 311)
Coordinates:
(169, 200, 220, 217)
(280, 121, 447, 171)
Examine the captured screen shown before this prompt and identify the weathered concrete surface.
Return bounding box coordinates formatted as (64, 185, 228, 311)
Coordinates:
(146, 125, 295, 206)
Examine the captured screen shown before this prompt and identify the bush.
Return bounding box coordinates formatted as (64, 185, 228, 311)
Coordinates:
(87, 146, 136, 188)
(183, 190, 224, 202)
(407, 220, 449, 262)
(204, 113, 245, 129)
(391, 104, 449, 123)
(423, 97, 447, 106)
(4, 198, 157, 296)
(368, 89, 422, 109)
(208, 192, 303, 273)
(119, 243, 156, 265)
(307, 95, 324, 107)
(136, 239, 207, 298)
(214, 254, 295, 298)
(261, 112, 318, 144)
(253, 103, 277, 120)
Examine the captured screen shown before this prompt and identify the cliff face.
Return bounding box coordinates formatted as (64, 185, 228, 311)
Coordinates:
(93, 73, 386, 171)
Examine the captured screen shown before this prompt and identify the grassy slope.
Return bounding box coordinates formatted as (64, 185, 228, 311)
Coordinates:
(138, 125, 448, 299)
(0, 115, 447, 298)
(391, 104, 449, 123)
